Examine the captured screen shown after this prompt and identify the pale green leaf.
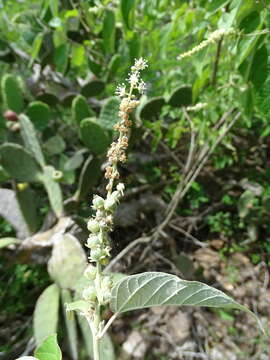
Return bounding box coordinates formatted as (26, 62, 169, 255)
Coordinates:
(34, 284, 60, 346)
(48, 234, 87, 290)
(110, 272, 260, 328)
(34, 334, 62, 360)
(0, 237, 21, 249)
(61, 289, 78, 360)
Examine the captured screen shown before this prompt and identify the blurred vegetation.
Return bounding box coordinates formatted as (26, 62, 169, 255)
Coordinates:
(0, 0, 270, 359)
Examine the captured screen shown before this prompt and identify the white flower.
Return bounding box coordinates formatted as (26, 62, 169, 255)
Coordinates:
(128, 72, 139, 87)
(115, 83, 126, 97)
(116, 183, 125, 196)
(138, 80, 146, 94)
(131, 58, 148, 72)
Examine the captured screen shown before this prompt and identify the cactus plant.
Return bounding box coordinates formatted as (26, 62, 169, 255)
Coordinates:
(26, 101, 51, 131)
(139, 96, 165, 120)
(0, 143, 41, 182)
(40, 166, 63, 218)
(81, 80, 105, 97)
(36, 92, 59, 105)
(1, 74, 24, 113)
(16, 184, 39, 233)
(72, 95, 94, 125)
(168, 85, 192, 107)
(19, 114, 46, 166)
(80, 118, 109, 155)
(99, 97, 120, 130)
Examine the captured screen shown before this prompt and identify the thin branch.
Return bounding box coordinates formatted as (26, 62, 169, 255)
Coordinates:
(211, 36, 223, 86)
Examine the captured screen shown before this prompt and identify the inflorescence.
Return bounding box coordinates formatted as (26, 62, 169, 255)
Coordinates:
(82, 58, 148, 307)
(178, 28, 234, 60)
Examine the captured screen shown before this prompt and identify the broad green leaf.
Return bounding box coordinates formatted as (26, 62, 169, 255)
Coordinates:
(249, 45, 268, 89)
(99, 97, 120, 130)
(110, 272, 258, 323)
(121, 0, 135, 29)
(19, 114, 46, 167)
(61, 289, 78, 360)
(34, 284, 60, 346)
(74, 156, 102, 201)
(0, 144, 41, 182)
(34, 334, 62, 360)
(72, 95, 93, 125)
(26, 101, 51, 131)
(0, 237, 21, 249)
(48, 234, 87, 290)
(103, 10, 115, 54)
(16, 185, 39, 233)
(1, 74, 24, 113)
(43, 135, 66, 156)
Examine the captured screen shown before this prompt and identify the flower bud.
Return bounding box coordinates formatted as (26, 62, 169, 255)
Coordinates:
(86, 235, 100, 249)
(82, 286, 97, 301)
(92, 195, 105, 210)
(84, 265, 97, 280)
(52, 170, 63, 182)
(100, 291, 111, 305)
(87, 219, 100, 233)
(104, 195, 117, 211)
(90, 248, 106, 262)
(101, 276, 112, 290)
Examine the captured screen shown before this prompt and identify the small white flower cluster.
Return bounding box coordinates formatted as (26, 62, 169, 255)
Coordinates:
(86, 183, 125, 265)
(186, 102, 207, 112)
(178, 28, 234, 60)
(83, 265, 113, 305)
(115, 57, 148, 97)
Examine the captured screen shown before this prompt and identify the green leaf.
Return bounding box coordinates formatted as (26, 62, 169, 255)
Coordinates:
(61, 289, 78, 360)
(139, 97, 165, 121)
(49, 0, 59, 17)
(249, 45, 268, 89)
(34, 334, 62, 360)
(19, 114, 46, 166)
(168, 85, 192, 108)
(29, 33, 44, 67)
(110, 272, 259, 325)
(99, 97, 120, 130)
(81, 80, 105, 97)
(26, 101, 51, 131)
(103, 10, 115, 54)
(72, 95, 94, 125)
(1, 74, 24, 113)
(80, 118, 109, 155)
(71, 44, 85, 68)
(16, 185, 39, 233)
(34, 285, 60, 346)
(74, 155, 102, 201)
(121, 0, 135, 29)
(43, 135, 66, 156)
(48, 234, 87, 290)
(0, 237, 21, 249)
(0, 143, 41, 182)
(66, 300, 90, 314)
(54, 44, 69, 74)
(40, 166, 63, 217)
